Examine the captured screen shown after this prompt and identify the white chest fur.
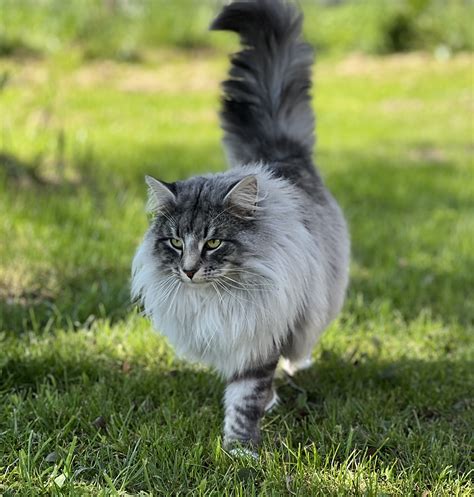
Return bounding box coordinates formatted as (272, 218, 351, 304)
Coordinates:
(152, 283, 288, 377)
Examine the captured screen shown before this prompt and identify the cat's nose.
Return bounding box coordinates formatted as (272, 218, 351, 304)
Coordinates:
(184, 269, 197, 279)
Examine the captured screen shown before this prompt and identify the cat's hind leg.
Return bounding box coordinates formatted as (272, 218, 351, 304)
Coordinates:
(264, 387, 279, 412)
(280, 355, 314, 377)
(280, 318, 324, 376)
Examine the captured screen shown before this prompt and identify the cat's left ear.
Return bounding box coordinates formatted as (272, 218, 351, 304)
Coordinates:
(145, 175, 176, 212)
(224, 175, 259, 219)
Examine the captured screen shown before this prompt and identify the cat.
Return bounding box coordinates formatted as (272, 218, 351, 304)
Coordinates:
(131, 0, 350, 453)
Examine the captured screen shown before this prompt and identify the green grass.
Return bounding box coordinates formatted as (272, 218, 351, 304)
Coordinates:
(1, 0, 473, 60)
(1, 49, 473, 494)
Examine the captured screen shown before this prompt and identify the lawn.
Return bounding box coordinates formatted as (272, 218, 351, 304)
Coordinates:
(0, 47, 473, 494)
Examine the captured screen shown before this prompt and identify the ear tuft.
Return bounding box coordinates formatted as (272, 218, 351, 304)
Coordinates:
(224, 175, 259, 219)
(145, 175, 176, 212)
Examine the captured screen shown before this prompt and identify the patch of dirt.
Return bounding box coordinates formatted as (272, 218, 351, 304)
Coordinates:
(0, 152, 46, 187)
(73, 51, 223, 94)
(381, 98, 425, 112)
(0, 151, 82, 188)
(0, 271, 55, 309)
(0, 50, 224, 94)
(2, 51, 471, 95)
(408, 146, 447, 164)
(333, 51, 473, 76)
(0, 60, 49, 88)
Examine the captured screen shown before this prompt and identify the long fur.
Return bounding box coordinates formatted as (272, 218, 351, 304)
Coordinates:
(132, 165, 348, 379)
(131, 0, 350, 448)
(210, 0, 315, 166)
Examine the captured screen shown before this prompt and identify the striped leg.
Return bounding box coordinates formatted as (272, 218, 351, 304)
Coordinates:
(223, 360, 278, 450)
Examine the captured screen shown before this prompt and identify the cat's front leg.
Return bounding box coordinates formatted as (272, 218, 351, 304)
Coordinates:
(223, 359, 278, 452)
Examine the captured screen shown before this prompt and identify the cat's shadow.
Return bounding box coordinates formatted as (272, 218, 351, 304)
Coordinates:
(5, 349, 470, 434)
(268, 354, 471, 469)
(2, 346, 470, 478)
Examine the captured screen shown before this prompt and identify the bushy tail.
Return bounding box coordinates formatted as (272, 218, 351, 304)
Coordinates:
(211, 0, 315, 167)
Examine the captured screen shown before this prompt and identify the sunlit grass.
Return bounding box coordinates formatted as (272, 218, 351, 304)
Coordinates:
(0, 51, 473, 494)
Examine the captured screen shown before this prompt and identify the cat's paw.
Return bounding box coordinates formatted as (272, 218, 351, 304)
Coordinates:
(228, 447, 259, 459)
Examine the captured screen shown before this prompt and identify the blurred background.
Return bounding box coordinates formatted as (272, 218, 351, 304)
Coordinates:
(1, 0, 472, 330)
(1, 0, 473, 58)
(0, 2, 473, 493)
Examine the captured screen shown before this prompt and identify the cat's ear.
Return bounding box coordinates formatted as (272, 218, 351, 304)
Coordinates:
(145, 175, 176, 212)
(224, 175, 259, 219)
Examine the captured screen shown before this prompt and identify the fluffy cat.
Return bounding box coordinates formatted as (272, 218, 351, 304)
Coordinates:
(131, 0, 350, 451)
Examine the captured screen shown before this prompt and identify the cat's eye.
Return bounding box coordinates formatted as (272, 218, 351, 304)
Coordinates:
(170, 238, 183, 249)
(205, 239, 222, 250)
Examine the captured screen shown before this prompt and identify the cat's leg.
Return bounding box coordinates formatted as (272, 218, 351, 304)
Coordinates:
(264, 387, 279, 412)
(280, 355, 314, 377)
(280, 319, 322, 376)
(223, 359, 278, 452)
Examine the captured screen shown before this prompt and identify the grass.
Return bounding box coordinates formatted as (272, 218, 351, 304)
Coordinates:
(1, 0, 473, 60)
(0, 47, 473, 494)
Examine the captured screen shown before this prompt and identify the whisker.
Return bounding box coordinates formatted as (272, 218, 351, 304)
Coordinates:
(155, 278, 178, 305)
(215, 280, 246, 312)
(227, 268, 274, 282)
(220, 274, 275, 291)
(219, 280, 272, 318)
(212, 281, 225, 306)
(216, 280, 262, 307)
(165, 281, 181, 313)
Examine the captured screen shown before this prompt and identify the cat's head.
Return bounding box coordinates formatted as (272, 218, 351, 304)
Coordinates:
(145, 173, 262, 286)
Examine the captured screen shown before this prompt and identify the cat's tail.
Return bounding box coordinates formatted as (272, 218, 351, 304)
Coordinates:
(210, 0, 314, 167)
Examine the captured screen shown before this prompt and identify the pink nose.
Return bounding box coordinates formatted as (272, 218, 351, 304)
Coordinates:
(184, 269, 196, 279)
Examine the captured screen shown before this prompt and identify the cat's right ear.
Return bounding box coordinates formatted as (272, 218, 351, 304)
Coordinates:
(145, 175, 176, 212)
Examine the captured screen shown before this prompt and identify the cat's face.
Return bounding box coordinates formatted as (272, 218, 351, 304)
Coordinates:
(147, 174, 259, 286)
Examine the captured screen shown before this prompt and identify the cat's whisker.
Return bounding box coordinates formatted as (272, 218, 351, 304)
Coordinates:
(220, 274, 257, 285)
(156, 274, 175, 287)
(214, 280, 245, 309)
(211, 281, 225, 306)
(219, 274, 275, 291)
(165, 280, 182, 314)
(227, 269, 274, 283)
(214, 281, 260, 332)
(215, 280, 269, 315)
(155, 274, 176, 290)
(150, 277, 174, 302)
(219, 271, 275, 287)
(155, 278, 179, 306)
(217, 278, 275, 295)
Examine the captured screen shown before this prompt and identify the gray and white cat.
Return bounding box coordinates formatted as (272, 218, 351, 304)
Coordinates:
(132, 0, 350, 451)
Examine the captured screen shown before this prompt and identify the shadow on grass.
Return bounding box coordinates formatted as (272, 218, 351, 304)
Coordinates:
(0, 152, 51, 187)
(275, 353, 473, 477)
(0, 146, 133, 332)
(0, 36, 42, 59)
(322, 147, 473, 326)
(1, 142, 472, 333)
(1, 345, 472, 478)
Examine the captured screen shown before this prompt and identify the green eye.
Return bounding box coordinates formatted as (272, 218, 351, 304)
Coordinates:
(170, 238, 183, 249)
(205, 239, 221, 250)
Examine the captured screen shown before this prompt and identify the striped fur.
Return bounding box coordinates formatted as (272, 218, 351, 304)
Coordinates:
(224, 361, 278, 447)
